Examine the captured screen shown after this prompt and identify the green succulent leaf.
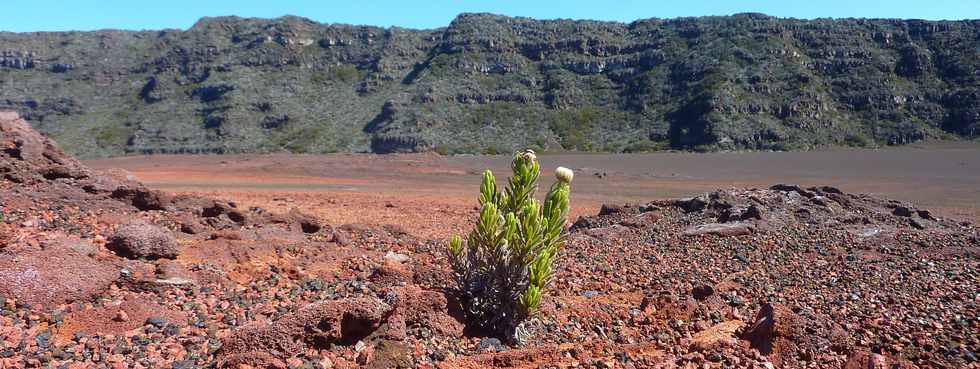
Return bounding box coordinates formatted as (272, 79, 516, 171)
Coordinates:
(479, 170, 499, 207)
(448, 234, 464, 256)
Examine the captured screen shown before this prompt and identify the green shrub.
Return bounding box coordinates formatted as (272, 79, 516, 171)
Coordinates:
(312, 65, 361, 84)
(433, 144, 451, 155)
(447, 149, 573, 341)
(328, 65, 361, 83)
(548, 107, 603, 151)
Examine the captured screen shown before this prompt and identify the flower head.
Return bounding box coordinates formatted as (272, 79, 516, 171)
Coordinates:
(520, 149, 537, 163)
(555, 166, 574, 184)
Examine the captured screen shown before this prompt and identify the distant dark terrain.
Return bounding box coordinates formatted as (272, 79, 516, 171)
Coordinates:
(1, 13, 979, 158)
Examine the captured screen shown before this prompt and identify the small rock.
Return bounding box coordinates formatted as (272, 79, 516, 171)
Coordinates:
(477, 337, 504, 353)
(741, 303, 803, 355)
(145, 317, 167, 328)
(113, 310, 129, 322)
(683, 222, 754, 237)
(584, 225, 629, 240)
(177, 216, 208, 235)
(384, 251, 410, 264)
(844, 350, 889, 369)
(51, 347, 71, 360)
(892, 206, 913, 217)
(171, 360, 195, 369)
(692, 285, 714, 300)
(107, 220, 179, 260)
(909, 218, 925, 230)
(42, 238, 97, 257)
(621, 211, 662, 228)
(287, 208, 321, 233)
(598, 204, 626, 216)
(355, 343, 374, 365)
(690, 320, 744, 352)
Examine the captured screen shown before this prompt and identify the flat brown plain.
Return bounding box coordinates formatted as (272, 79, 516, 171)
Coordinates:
(85, 142, 980, 239)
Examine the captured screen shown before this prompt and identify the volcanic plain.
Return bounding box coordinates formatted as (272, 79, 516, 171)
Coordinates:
(1, 110, 977, 369)
(86, 145, 980, 239)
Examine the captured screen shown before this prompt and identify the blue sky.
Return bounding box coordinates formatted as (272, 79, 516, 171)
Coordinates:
(3, 0, 979, 32)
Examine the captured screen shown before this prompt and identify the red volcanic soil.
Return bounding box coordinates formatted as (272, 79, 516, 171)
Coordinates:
(2, 111, 979, 369)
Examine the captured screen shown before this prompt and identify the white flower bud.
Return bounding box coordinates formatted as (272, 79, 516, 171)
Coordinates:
(555, 166, 574, 183)
(521, 149, 537, 162)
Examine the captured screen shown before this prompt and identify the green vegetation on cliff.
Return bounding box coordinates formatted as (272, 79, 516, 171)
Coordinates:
(1, 13, 978, 157)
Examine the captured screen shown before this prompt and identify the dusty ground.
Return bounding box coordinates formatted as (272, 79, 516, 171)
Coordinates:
(2, 108, 977, 369)
(86, 143, 980, 239)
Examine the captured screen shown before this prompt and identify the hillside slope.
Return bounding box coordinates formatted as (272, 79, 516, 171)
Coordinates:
(1, 13, 979, 157)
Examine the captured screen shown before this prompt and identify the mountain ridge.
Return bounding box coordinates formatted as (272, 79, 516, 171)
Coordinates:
(1, 12, 978, 157)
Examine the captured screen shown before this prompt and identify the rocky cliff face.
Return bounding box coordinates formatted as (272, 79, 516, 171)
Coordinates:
(1, 13, 978, 157)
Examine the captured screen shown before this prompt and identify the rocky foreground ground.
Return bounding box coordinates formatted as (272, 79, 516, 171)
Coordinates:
(0, 110, 978, 369)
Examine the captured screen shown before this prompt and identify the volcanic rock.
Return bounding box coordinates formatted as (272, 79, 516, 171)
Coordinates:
(1, 111, 178, 214)
(583, 224, 630, 240)
(598, 203, 627, 216)
(111, 185, 173, 211)
(257, 207, 325, 234)
(386, 285, 463, 337)
(0, 248, 119, 309)
(369, 259, 414, 288)
(216, 298, 398, 368)
(683, 222, 755, 237)
(690, 320, 745, 352)
(741, 303, 804, 363)
(40, 236, 97, 257)
(176, 214, 208, 234)
(107, 220, 179, 260)
(288, 208, 322, 233)
(620, 211, 662, 228)
(844, 351, 899, 369)
(691, 284, 714, 300)
(1, 111, 92, 183)
(201, 201, 248, 224)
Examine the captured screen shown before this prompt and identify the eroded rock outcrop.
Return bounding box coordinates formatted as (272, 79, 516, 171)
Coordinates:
(0, 111, 176, 213)
(217, 286, 462, 369)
